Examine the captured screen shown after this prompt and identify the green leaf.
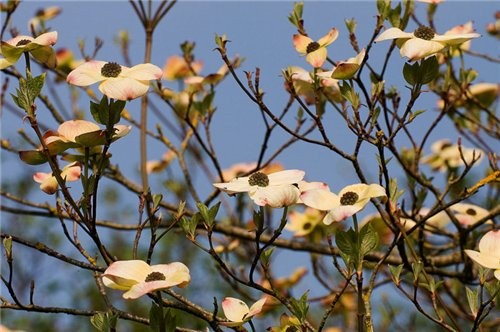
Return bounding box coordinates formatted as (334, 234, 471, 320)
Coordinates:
(335, 228, 357, 257)
(260, 247, 274, 267)
(3, 236, 12, 261)
(388, 3, 401, 27)
(149, 303, 162, 332)
(420, 56, 439, 84)
(408, 109, 426, 122)
(18, 150, 48, 165)
(388, 264, 404, 285)
(289, 291, 309, 323)
(27, 73, 46, 102)
(359, 223, 379, 257)
(403, 61, 418, 85)
(179, 215, 199, 240)
(152, 194, 163, 210)
(90, 311, 117, 332)
(90, 96, 109, 125)
(411, 261, 423, 283)
(465, 287, 479, 316)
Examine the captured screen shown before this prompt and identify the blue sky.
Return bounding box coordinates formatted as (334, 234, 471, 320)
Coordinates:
(1, 1, 499, 329)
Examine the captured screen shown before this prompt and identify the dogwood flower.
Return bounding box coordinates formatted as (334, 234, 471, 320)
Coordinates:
(286, 207, 324, 237)
(163, 55, 203, 80)
(464, 230, 500, 280)
(331, 48, 366, 79)
(28, 6, 61, 31)
(449, 203, 492, 226)
(286, 66, 341, 104)
(0, 31, 58, 69)
(67, 61, 163, 101)
(221, 297, 266, 326)
(375, 25, 480, 61)
(213, 169, 305, 208)
(293, 28, 339, 68)
(33, 161, 81, 194)
(422, 139, 483, 172)
(102, 260, 190, 299)
(301, 184, 386, 224)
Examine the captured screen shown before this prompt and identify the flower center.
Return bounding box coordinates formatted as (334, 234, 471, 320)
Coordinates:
(302, 222, 312, 231)
(16, 39, 32, 47)
(101, 62, 122, 78)
(145, 271, 166, 282)
(439, 142, 452, 150)
(414, 26, 435, 40)
(248, 172, 269, 187)
(306, 41, 320, 54)
(465, 208, 477, 216)
(340, 191, 359, 205)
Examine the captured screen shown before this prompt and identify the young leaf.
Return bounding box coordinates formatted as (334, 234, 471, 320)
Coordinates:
(359, 223, 379, 257)
(465, 287, 479, 317)
(388, 264, 404, 285)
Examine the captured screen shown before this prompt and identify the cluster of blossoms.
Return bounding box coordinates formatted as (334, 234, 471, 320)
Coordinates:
(375, 24, 480, 61)
(213, 168, 387, 224)
(422, 139, 483, 172)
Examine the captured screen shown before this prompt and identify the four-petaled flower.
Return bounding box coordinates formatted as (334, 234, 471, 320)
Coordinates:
(0, 31, 58, 69)
(301, 183, 387, 224)
(67, 61, 163, 101)
(102, 260, 190, 299)
(213, 169, 305, 208)
(221, 297, 266, 326)
(375, 26, 480, 61)
(33, 161, 81, 194)
(331, 48, 366, 80)
(464, 230, 500, 280)
(293, 28, 339, 68)
(286, 207, 324, 237)
(422, 139, 483, 172)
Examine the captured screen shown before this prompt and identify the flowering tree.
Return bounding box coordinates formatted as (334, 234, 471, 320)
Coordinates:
(1, 1, 499, 331)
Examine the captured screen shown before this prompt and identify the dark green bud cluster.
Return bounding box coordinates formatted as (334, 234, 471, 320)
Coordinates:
(16, 39, 32, 47)
(340, 191, 359, 205)
(306, 41, 320, 54)
(101, 62, 122, 78)
(145, 271, 166, 282)
(248, 172, 269, 187)
(414, 26, 435, 40)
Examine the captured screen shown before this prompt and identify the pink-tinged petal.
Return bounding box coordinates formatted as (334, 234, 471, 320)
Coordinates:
(300, 188, 340, 211)
(4, 35, 35, 47)
(306, 47, 327, 68)
(297, 181, 329, 192)
(248, 298, 266, 317)
(433, 32, 481, 45)
(478, 230, 500, 259)
(112, 125, 132, 140)
(400, 39, 444, 61)
(58, 120, 100, 142)
(329, 205, 362, 223)
(250, 185, 300, 208)
(317, 28, 339, 47)
(98, 77, 150, 101)
(213, 177, 252, 194)
(61, 162, 81, 181)
(33, 172, 51, 184)
(375, 27, 413, 42)
(464, 250, 500, 269)
(67, 61, 107, 86)
(151, 262, 191, 288)
(32, 31, 58, 46)
(222, 297, 249, 322)
(122, 63, 163, 80)
(293, 34, 313, 54)
(103, 260, 151, 287)
(124, 278, 186, 299)
(268, 169, 305, 185)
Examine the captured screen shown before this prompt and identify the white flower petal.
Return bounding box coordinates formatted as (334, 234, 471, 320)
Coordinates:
(98, 77, 150, 101)
(250, 185, 300, 207)
(301, 188, 339, 211)
(222, 297, 249, 322)
(375, 27, 413, 42)
(66, 60, 107, 86)
(268, 169, 305, 185)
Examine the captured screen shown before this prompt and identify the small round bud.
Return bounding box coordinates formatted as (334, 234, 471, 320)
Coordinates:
(414, 26, 435, 40)
(248, 172, 269, 187)
(145, 271, 166, 282)
(101, 62, 122, 78)
(340, 191, 359, 206)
